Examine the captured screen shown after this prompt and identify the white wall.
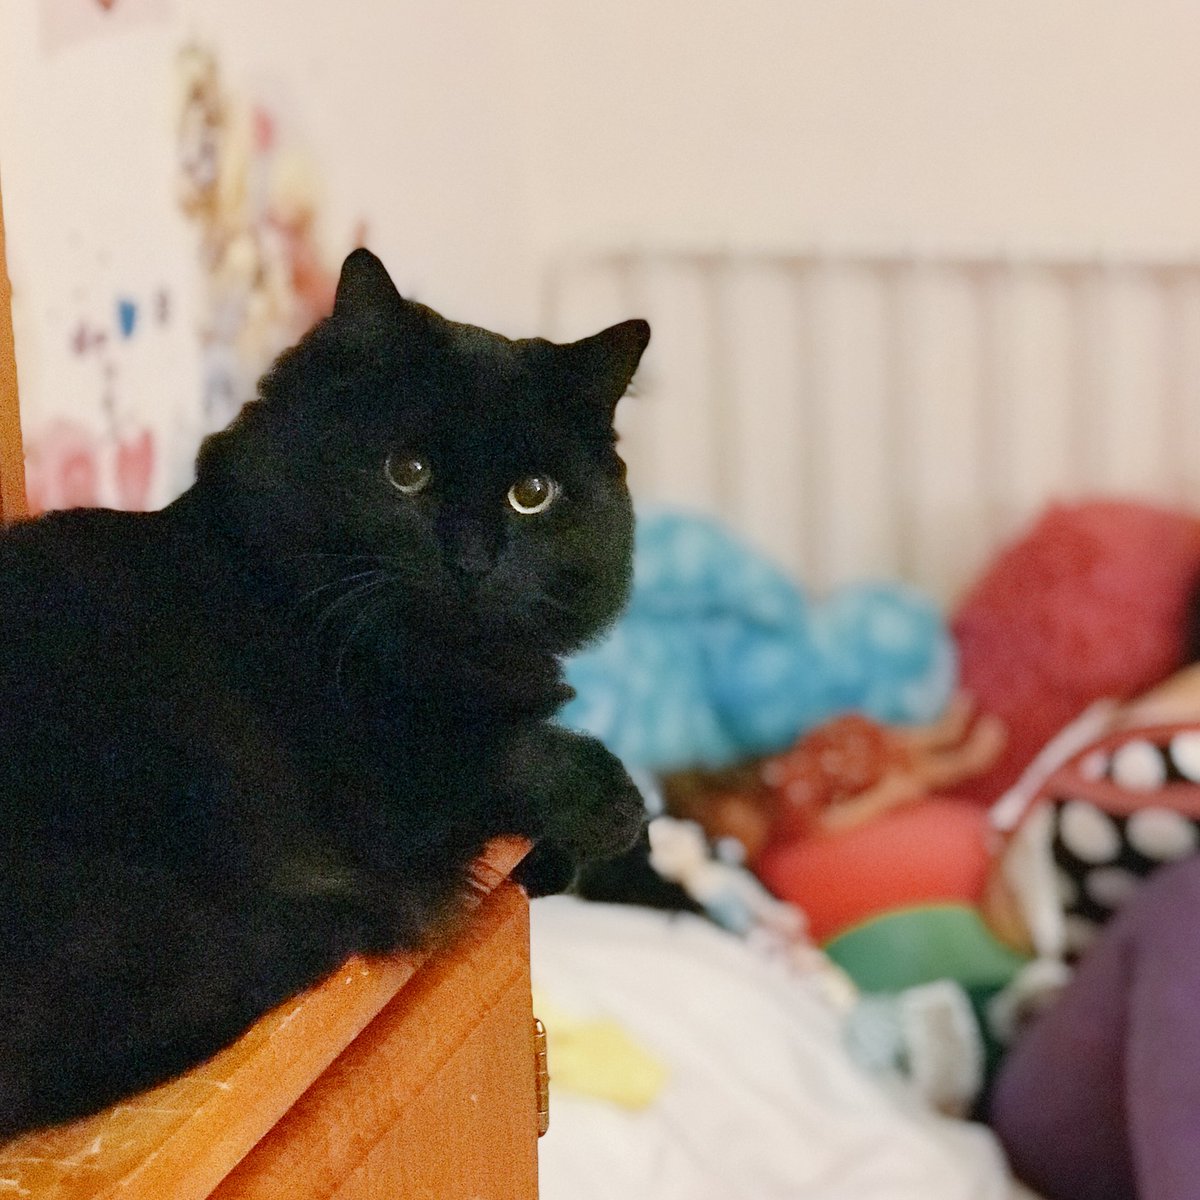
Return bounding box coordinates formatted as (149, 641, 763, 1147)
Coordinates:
(518, 1, 1200, 270)
(10, 0, 1200, 347)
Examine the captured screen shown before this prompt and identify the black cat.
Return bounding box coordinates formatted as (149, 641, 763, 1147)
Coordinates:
(0, 249, 649, 1136)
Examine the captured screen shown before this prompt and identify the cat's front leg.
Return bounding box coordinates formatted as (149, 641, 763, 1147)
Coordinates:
(498, 725, 646, 897)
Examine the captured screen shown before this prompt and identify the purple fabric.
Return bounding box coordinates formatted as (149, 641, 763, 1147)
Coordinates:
(989, 855, 1200, 1200)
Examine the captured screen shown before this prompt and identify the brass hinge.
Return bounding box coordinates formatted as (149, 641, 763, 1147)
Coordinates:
(534, 1017, 550, 1136)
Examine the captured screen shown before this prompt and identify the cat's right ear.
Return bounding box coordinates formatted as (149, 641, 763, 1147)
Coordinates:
(333, 248, 406, 325)
(566, 319, 652, 419)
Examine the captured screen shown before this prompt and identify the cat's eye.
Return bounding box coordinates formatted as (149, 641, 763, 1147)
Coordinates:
(507, 476, 560, 515)
(385, 453, 432, 495)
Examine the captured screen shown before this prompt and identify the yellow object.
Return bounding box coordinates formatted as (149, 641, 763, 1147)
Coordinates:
(532, 993, 669, 1111)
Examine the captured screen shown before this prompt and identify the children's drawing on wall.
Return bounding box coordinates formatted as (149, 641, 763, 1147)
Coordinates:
(24, 421, 155, 516)
(13, 40, 360, 516)
(176, 44, 355, 432)
(20, 232, 171, 516)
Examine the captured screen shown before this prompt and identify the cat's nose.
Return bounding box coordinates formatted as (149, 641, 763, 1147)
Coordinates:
(453, 531, 495, 576)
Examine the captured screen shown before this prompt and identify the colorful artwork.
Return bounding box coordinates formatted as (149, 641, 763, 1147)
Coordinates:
(22, 262, 171, 515)
(24, 419, 154, 516)
(16, 42, 354, 516)
(176, 44, 352, 431)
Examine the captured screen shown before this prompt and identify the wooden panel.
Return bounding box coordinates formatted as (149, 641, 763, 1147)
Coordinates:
(0, 837, 530, 1200)
(335, 969, 536, 1200)
(213, 880, 536, 1200)
(0, 170, 27, 524)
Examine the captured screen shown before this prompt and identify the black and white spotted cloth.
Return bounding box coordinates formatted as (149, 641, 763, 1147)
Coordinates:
(1049, 728, 1200, 958)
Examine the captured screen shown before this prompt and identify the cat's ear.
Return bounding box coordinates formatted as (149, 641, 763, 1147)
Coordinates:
(568, 319, 651, 417)
(333, 248, 406, 324)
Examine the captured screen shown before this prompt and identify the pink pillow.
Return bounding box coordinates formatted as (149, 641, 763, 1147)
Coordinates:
(951, 500, 1200, 803)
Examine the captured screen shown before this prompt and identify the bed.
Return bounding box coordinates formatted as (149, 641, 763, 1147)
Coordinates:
(528, 244, 1200, 1200)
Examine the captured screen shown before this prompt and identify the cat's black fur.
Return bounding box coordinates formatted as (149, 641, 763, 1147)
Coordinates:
(0, 249, 649, 1137)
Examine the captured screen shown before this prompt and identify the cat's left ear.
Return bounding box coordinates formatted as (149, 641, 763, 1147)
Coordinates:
(567, 319, 651, 418)
(333, 248, 406, 325)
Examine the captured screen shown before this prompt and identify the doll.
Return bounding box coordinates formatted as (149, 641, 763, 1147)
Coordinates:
(664, 694, 1005, 858)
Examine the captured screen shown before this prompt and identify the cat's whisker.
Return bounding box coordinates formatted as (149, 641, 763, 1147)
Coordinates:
(285, 551, 422, 580)
(291, 569, 387, 617)
(530, 590, 580, 619)
(295, 581, 384, 637)
(333, 581, 404, 708)
(307, 576, 394, 643)
(289, 552, 421, 578)
(295, 564, 408, 607)
(287, 551, 396, 565)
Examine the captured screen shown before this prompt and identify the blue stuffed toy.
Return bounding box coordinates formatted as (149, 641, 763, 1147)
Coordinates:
(561, 510, 955, 770)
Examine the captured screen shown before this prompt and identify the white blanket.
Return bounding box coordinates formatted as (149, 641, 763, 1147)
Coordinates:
(532, 898, 1029, 1200)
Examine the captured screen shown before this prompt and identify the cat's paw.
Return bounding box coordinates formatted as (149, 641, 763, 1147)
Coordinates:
(512, 842, 580, 898)
(559, 737, 647, 861)
(501, 726, 647, 870)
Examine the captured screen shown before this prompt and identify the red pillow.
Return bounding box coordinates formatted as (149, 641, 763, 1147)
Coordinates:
(755, 797, 992, 944)
(951, 501, 1200, 803)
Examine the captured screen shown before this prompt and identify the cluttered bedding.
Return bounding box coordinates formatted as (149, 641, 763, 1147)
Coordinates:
(536, 500, 1200, 1200)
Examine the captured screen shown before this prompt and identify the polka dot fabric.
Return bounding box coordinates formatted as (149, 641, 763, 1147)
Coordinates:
(561, 510, 956, 771)
(1031, 725, 1200, 959)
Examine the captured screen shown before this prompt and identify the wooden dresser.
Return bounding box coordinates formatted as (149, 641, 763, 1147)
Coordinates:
(0, 180, 541, 1199)
(0, 841, 539, 1200)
